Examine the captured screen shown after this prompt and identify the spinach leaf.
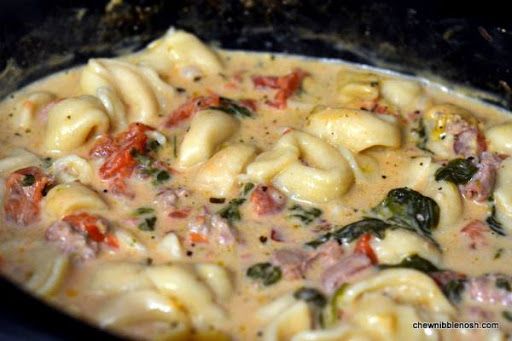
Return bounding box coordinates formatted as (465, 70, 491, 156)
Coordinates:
(21, 174, 35, 187)
(486, 205, 506, 236)
(371, 187, 440, 242)
(496, 277, 512, 292)
(138, 216, 157, 231)
(503, 310, 512, 322)
(379, 254, 440, 273)
(153, 170, 171, 185)
(434, 158, 477, 184)
(442, 279, 466, 304)
(246, 262, 281, 286)
(305, 218, 391, 248)
(133, 207, 154, 216)
(210, 97, 254, 118)
(294, 287, 327, 308)
(218, 198, 246, 223)
(146, 139, 161, 152)
(412, 118, 433, 154)
(289, 205, 322, 225)
(242, 182, 255, 196)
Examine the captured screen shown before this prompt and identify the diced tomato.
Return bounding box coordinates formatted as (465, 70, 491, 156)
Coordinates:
(252, 68, 309, 109)
(169, 208, 191, 219)
(92, 123, 153, 194)
(63, 213, 106, 242)
(354, 233, 378, 264)
(104, 234, 120, 248)
(250, 185, 287, 216)
(461, 220, 488, 249)
(189, 231, 208, 243)
(3, 167, 52, 226)
(166, 95, 221, 127)
(62, 212, 118, 249)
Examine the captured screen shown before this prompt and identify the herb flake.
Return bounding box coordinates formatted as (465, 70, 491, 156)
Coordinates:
(246, 262, 281, 286)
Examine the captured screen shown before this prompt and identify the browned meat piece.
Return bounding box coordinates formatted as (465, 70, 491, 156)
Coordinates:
(461, 152, 501, 202)
(466, 274, 512, 306)
(271, 248, 308, 280)
(321, 253, 373, 294)
(46, 221, 99, 262)
(250, 185, 287, 216)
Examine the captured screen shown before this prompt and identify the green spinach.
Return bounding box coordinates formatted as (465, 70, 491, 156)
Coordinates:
(434, 158, 477, 184)
(246, 262, 282, 286)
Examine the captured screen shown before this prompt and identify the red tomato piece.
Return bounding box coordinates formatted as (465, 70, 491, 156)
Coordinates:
(166, 95, 220, 127)
(252, 68, 309, 109)
(92, 123, 153, 194)
(354, 233, 378, 264)
(3, 167, 52, 226)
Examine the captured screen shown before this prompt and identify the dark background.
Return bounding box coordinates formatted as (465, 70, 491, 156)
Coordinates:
(0, 0, 512, 339)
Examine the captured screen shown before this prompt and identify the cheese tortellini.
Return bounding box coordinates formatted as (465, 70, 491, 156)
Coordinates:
(177, 109, 240, 168)
(43, 96, 110, 155)
(81, 58, 175, 128)
(14, 91, 56, 130)
(336, 71, 380, 106)
(247, 130, 353, 203)
(371, 229, 442, 266)
(494, 157, 512, 232)
(0, 148, 41, 176)
(194, 143, 256, 196)
(305, 107, 401, 153)
(90, 261, 232, 336)
(50, 155, 94, 185)
(380, 79, 423, 112)
(407, 157, 463, 227)
(43, 183, 108, 220)
(26, 245, 70, 298)
(486, 121, 512, 155)
(144, 28, 223, 75)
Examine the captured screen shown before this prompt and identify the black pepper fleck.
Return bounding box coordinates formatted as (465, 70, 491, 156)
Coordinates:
(186, 250, 193, 257)
(259, 236, 268, 244)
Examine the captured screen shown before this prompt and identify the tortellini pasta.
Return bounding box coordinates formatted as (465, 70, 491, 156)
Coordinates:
(422, 104, 478, 159)
(407, 157, 463, 227)
(50, 155, 94, 185)
(494, 157, 512, 232)
(43, 183, 108, 220)
(247, 130, 353, 203)
(96, 289, 190, 332)
(81, 58, 175, 128)
(195, 263, 233, 301)
(15, 91, 56, 130)
(156, 232, 183, 261)
(145, 264, 227, 328)
(90, 262, 152, 294)
(26, 245, 70, 298)
(43, 96, 110, 155)
(262, 301, 312, 341)
(0, 148, 41, 176)
(144, 28, 223, 75)
(380, 79, 423, 112)
(340, 269, 455, 314)
(486, 121, 512, 155)
(305, 107, 401, 153)
(177, 109, 239, 168)
(336, 71, 379, 106)
(194, 143, 256, 196)
(370, 229, 442, 266)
